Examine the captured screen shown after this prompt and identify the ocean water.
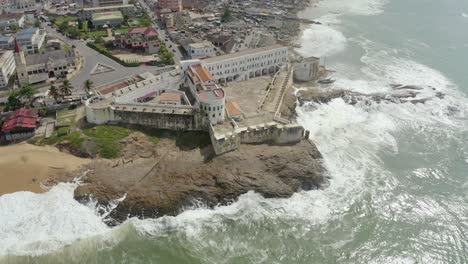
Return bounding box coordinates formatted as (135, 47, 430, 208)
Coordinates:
(1, 0, 468, 263)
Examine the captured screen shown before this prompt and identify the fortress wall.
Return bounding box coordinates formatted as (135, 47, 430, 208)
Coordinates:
(113, 110, 205, 131)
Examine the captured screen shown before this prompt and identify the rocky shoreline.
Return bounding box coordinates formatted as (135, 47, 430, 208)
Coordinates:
(73, 134, 325, 225)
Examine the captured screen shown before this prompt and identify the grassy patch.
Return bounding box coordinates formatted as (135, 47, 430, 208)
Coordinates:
(87, 30, 108, 38)
(52, 15, 77, 26)
(56, 108, 76, 128)
(113, 27, 129, 34)
(83, 125, 131, 159)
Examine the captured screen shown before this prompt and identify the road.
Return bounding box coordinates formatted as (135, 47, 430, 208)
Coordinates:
(137, 0, 184, 62)
(1, 4, 182, 102)
(43, 25, 166, 93)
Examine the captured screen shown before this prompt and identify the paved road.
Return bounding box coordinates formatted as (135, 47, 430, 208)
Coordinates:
(137, 0, 184, 62)
(43, 24, 171, 93)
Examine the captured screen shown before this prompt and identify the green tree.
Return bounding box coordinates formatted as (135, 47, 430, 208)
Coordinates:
(61, 79, 72, 95)
(83, 79, 93, 93)
(59, 20, 69, 33)
(78, 20, 83, 30)
(4, 84, 37, 111)
(221, 8, 233, 23)
(49, 85, 58, 101)
(67, 26, 80, 39)
(34, 20, 41, 28)
(87, 20, 94, 30)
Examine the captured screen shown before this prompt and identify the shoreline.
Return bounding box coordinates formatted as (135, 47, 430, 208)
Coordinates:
(0, 0, 325, 222)
(0, 143, 89, 195)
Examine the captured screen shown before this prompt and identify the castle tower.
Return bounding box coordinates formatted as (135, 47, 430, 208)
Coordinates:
(14, 37, 28, 86)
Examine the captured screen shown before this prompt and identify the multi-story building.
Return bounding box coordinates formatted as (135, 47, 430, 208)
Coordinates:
(14, 38, 77, 85)
(185, 64, 225, 124)
(0, 50, 16, 88)
(79, 4, 135, 20)
(0, 13, 25, 31)
(115, 26, 160, 54)
(15, 27, 47, 54)
(92, 0, 123, 7)
(91, 11, 124, 27)
(158, 0, 181, 12)
(196, 45, 288, 83)
(12, 0, 34, 9)
(187, 41, 216, 59)
(0, 35, 14, 50)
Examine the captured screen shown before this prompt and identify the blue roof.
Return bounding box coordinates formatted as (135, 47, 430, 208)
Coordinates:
(17, 27, 38, 35)
(0, 35, 13, 43)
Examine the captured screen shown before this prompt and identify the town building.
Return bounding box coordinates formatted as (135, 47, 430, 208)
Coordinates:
(186, 45, 288, 83)
(79, 4, 135, 20)
(15, 27, 47, 54)
(187, 41, 216, 59)
(13, 38, 77, 85)
(0, 50, 15, 88)
(185, 64, 225, 124)
(0, 35, 14, 50)
(91, 11, 124, 27)
(115, 26, 160, 54)
(11, 0, 34, 9)
(0, 108, 38, 142)
(158, 0, 181, 12)
(92, 0, 123, 7)
(0, 13, 25, 31)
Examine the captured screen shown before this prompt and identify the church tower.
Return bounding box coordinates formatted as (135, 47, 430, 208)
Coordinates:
(14, 37, 28, 86)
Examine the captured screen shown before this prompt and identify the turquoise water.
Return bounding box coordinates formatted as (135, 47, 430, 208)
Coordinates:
(1, 0, 468, 263)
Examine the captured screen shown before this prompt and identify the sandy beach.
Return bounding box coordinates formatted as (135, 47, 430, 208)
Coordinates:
(0, 143, 89, 195)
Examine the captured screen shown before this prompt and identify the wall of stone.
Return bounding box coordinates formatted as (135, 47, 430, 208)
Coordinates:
(209, 125, 240, 155)
(239, 123, 304, 145)
(113, 110, 206, 131)
(293, 57, 320, 82)
(209, 122, 305, 155)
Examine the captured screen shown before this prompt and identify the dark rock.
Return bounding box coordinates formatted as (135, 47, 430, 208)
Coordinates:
(74, 139, 325, 225)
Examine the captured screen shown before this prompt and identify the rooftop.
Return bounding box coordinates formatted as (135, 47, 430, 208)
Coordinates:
(192, 65, 214, 83)
(203, 44, 286, 63)
(198, 88, 224, 101)
(128, 26, 158, 37)
(189, 41, 213, 49)
(0, 13, 23, 22)
(92, 11, 124, 21)
(83, 4, 134, 11)
(159, 92, 181, 102)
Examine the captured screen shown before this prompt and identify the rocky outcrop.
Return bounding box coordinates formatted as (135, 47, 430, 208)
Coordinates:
(296, 84, 445, 106)
(74, 134, 325, 225)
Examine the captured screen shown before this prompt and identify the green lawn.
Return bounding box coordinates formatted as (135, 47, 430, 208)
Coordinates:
(52, 15, 77, 26)
(113, 27, 129, 34)
(30, 123, 210, 159)
(82, 125, 131, 159)
(56, 108, 76, 128)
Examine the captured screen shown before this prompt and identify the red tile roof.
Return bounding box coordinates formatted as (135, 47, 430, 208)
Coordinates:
(1, 108, 38, 132)
(128, 27, 158, 37)
(2, 117, 37, 131)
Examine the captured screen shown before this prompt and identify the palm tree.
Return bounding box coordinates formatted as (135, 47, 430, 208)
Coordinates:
(84, 79, 93, 94)
(49, 85, 58, 101)
(61, 79, 72, 96)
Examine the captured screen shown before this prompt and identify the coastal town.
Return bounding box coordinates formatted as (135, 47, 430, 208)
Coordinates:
(0, 0, 329, 218)
(0, 0, 323, 153)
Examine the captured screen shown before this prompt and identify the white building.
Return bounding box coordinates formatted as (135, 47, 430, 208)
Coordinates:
(0, 13, 25, 31)
(0, 50, 16, 88)
(200, 44, 288, 83)
(79, 4, 136, 20)
(16, 27, 47, 54)
(185, 63, 225, 124)
(187, 41, 216, 59)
